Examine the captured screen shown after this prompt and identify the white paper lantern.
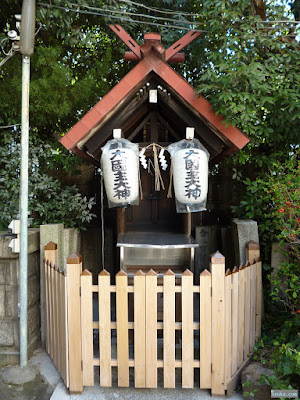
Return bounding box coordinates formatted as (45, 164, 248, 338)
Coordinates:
(168, 139, 209, 212)
(172, 148, 208, 204)
(101, 139, 139, 207)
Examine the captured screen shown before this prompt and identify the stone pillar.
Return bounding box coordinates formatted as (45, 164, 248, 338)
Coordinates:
(63, 228, 81, 270)
(0, 229, 40, 366)
(195, 226, 218, 281)
(231, 219, 259, 266)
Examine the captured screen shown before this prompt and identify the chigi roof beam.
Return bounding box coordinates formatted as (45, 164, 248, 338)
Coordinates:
(165, 30, 202, 62)
(109, 25, 142, 59)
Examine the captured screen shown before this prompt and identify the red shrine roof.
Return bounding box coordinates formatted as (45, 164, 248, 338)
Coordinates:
(60, 26, 249, 165)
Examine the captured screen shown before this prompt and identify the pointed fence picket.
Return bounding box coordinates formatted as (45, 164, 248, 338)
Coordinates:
(44, 242, 69, 389)
(44, 241, 262, 396)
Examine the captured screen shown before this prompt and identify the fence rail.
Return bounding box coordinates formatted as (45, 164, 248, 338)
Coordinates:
(44, 241, 262, 396)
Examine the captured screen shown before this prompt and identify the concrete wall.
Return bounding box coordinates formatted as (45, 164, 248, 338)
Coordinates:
(0, 229, 40, 366)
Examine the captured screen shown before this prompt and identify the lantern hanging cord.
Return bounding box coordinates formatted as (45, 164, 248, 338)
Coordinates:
(153, 144, 165, 191)
(138, 164, 143, 200)
(140, 142, 167, 152)
(167, 161, 173, 199)
(148, 158, 154, 175)
(100, 173, 105, 270)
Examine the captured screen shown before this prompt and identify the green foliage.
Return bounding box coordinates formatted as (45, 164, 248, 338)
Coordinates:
(270, 261, 300, 314)
(252, 315, 300, 392)
(0, 134, 96, 230)
(193, 0, 299, 262)
(242, 380, 259, 398)
(0, 0, 116, 230)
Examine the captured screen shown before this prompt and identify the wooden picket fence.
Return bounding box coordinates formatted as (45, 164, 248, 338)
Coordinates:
(44, 240, 262, 397)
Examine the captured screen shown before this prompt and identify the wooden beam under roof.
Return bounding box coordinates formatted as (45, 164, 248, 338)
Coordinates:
(127, 114, 151, 142)
(155, 113, 181, 141)
(83, 96, 149, 155)
(158, 93, 225, 154)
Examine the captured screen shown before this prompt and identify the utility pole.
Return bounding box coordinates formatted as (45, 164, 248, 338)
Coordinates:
(19, 0, 35, 367)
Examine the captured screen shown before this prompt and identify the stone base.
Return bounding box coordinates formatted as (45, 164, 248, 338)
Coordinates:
(0, 337, 41, 367)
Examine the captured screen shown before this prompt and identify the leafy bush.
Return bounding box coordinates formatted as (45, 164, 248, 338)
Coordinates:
(253, 315, 300, 392)
(0, 133, 96, 230)
(245, 152, 300, 392)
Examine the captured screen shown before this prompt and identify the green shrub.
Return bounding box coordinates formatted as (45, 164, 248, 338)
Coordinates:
(0, 133, 96, 230)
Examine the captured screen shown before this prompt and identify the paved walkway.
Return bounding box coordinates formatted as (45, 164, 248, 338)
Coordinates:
(51, 380, 244, 400)
(19, 349, 244, 400)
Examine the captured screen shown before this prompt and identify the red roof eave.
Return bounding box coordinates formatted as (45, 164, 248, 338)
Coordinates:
(61, 52, 249, 152)
(60, 56, 154, 150)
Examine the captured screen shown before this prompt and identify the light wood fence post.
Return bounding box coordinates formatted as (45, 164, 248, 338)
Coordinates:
(210, 251, 225, 397)
(81, 270, 94, 387)
(225, 269, 232, 389)
(244, 262, 251, 358)
(238, 264, 246, 367)
(99, 270, 112, 387)
(256, 259, 262, 339)
(53, 263, 59, 369)
(134, 270, 146, 388)
(66, 254, 83, 394)
(231, 266, 239, 376)
(182, 269, 194, 389)
(200, 269, 212, 389)
(116, 270, 129, 387)
(163, 269, 175, 389)
(44, 242, 58, 359)
(245, 241, 260, 264)
(145, 269, 157, 388)
(246, 241, 262, 341)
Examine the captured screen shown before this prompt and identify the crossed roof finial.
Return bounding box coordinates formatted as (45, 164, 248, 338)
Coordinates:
(109, 25, 201, 63)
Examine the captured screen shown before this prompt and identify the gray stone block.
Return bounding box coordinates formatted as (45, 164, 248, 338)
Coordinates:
(28, 252, 40, 278)
(28, 304, 40, 339)
(28, 275, 40, 307)
(0, 321, 14, 346)
(13, 319, 19, 347)
(0, 234, 19, 259)
(232, 219, 259, 266)
(7, 261, 18, 286)
(0, 229, 39, 260)
(5, 285, 18, 318)
(0, 287, 5, 318)
(0, 261, 10, 284)
(27, 229, 40, 254)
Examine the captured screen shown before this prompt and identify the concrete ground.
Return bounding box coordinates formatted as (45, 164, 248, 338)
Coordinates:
(52, 381, 244, 400)
(0, 349, 59, 400)
(0, 349, 244, 400)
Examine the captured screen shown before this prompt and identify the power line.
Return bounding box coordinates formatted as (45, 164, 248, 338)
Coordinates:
(113, 0, 300, 24)
(37, 3, 204, 32)
(38, 2, 299, 36)
(69, 2, 206, 26)
(114, 0, 202, 17)
(0, 51, 18, 68)
(257, 20, 300, 24)
(0, 123, 21, 129)
(69, 1, 300, 28)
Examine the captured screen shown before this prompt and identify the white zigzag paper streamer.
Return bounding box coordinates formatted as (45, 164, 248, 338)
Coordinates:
(159, 148, 168, 171)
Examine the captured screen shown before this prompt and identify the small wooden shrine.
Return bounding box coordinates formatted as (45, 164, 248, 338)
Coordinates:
(53, 26, 262, 398)
(61, 25, 250, 276)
